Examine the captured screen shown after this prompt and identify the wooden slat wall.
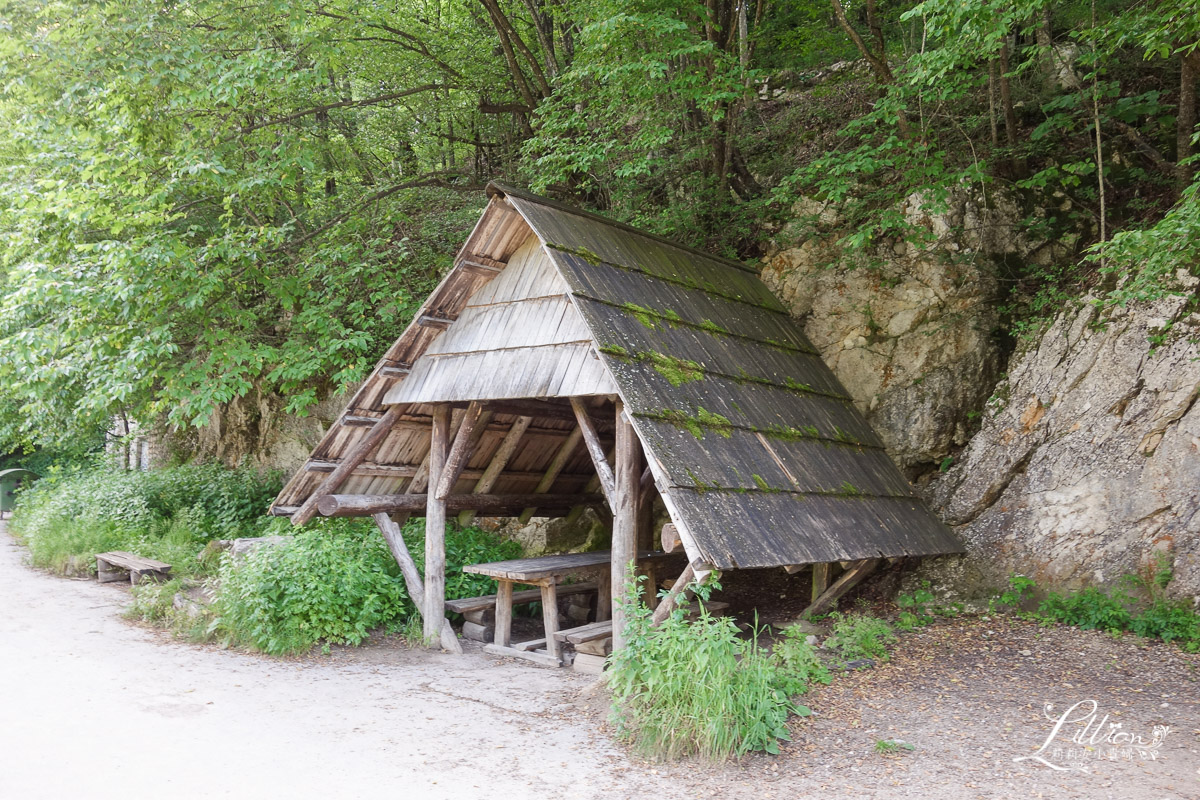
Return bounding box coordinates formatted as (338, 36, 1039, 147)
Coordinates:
(384, 237, 616, 405)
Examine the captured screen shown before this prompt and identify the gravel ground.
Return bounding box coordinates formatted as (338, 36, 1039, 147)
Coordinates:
(3, 521, 1197, 799)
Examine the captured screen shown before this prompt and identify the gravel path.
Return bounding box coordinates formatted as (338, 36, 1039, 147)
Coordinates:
(2, 521, 1197, 799)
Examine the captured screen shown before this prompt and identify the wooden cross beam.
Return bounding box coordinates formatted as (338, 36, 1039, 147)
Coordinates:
(801, 559, 882, 619)
(570, 397, 616, 512)
(458, 415, 532, 526)
(290, 405, 404, 526)
(518, 427, 584, 523)
(434, 402, 490, 500)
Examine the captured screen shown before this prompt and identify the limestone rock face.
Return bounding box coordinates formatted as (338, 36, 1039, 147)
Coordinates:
(762, 190, 1056, 470)
(928, 283, 1200, 603)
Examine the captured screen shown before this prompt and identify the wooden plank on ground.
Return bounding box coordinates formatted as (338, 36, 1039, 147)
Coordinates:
(483, 643, 562, 668)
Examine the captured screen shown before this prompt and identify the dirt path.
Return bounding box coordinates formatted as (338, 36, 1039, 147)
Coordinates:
(2, 521, 1197, 799)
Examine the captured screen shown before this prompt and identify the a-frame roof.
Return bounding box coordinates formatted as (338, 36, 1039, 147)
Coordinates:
(271, 183, 962, 570)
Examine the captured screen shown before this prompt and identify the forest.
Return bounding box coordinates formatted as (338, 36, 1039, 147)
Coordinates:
(1, 0, 1197, 461)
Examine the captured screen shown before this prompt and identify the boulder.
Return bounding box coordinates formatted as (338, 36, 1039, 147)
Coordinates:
(925, 278, 1200, 603)
(762, 190, 1056, 471)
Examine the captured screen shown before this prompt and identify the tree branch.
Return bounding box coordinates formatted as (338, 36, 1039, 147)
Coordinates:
(239, 85, 445, 135)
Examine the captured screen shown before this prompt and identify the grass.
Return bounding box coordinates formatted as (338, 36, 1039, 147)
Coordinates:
(606, 574, 821, 761)
(823, 613, 896, 663)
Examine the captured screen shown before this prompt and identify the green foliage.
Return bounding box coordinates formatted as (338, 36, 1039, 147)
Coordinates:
(1019, 575, 1200, 653)
(995, 573, 1037, 610)
(8, 463, 281, 576)
(824, 613, 896, 662)
(874, 738, 916, 755)
(211, 518, 413, 655)
(210, 517, 519, 655)
(1037, 587, 1133, 634)
(606, 573, 816, 760)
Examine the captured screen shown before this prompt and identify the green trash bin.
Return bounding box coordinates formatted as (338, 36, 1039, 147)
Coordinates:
(0, 468, 39, 515)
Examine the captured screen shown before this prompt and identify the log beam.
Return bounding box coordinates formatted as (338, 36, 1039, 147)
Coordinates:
(458, 415, 532, 526)
(518, 427, 584, 523)
(611, 401, 640, 651)
(434, 402, 489, 499)
(570, 397, 616, 512)
(424, 405, 450, 643)
(650, 562, 695, 627)
(291, 405, 403, 526)
(317, 492, 605, 517)
(801, 559, 882, 619)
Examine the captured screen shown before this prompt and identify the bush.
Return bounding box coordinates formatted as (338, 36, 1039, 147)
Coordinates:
(211, 518, 413, 655)
(1038, 587, 1133, 634)
(9, 463, 281, 576)
(607, 577, 816, 761)
(210, 517, 521, 655)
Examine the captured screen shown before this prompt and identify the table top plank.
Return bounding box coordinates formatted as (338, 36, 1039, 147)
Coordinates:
(463, 549, 683, 581)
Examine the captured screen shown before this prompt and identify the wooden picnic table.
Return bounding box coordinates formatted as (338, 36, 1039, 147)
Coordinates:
(464, 549, 684, 666)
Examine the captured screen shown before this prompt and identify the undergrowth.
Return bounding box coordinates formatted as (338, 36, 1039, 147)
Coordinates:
(12, 463, 521, 656)
(8, 463, 281, 577)
(207, 517, 520, 655)
(606, 573, 821, 761)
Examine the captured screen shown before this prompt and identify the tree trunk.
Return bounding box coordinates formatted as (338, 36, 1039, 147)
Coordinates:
(1178, 49, 1199, 192)
(999, 41, 1027, 177)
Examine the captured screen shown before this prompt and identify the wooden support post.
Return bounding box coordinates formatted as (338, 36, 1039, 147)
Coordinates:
(518, 427, 584, 523)
(611, 400, 639, 652)
(423, 405, 450, 643)
(811, 562, 830, 605)
(290, 405, 403, 526)
(459, 415, 532, 526)
(636, 463, 655, 551)
(540, 581, 560, 660)
(434, 402, 488, 500)
(494, 580, 513, 647)
(650, 562, 696, 627)
(372, 513, 461, 654)
(801, 559, 881, 619)
(570, 397, 616, 512)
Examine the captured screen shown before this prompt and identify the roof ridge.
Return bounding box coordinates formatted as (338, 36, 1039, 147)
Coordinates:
(487, 182, 759, 276)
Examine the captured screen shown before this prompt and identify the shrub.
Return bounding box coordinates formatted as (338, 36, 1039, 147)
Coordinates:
(211, 519, 412, 655)
(1037, 587, 1133, 635)
(210, 517, 521, 655)
(8, 463, 281, 576)
(607, 576, 815, 761)
(824, 614, 896, 663)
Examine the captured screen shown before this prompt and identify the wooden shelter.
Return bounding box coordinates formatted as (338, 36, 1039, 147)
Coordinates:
(271, 183, 962, 652)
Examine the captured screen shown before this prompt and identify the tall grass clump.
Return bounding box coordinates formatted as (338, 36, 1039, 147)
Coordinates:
(210, 517, 521, 655)
(607, 576, 818, 761)
(8, 463, 281, 576)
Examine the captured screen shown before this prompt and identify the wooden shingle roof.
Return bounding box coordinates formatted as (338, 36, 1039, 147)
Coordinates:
(271, 183, 962, 570)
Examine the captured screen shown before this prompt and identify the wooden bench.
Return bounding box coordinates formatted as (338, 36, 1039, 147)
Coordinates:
(554, 620, 615, 674)
(95, 551, 172, 585)
(446, 581, 598, 642)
